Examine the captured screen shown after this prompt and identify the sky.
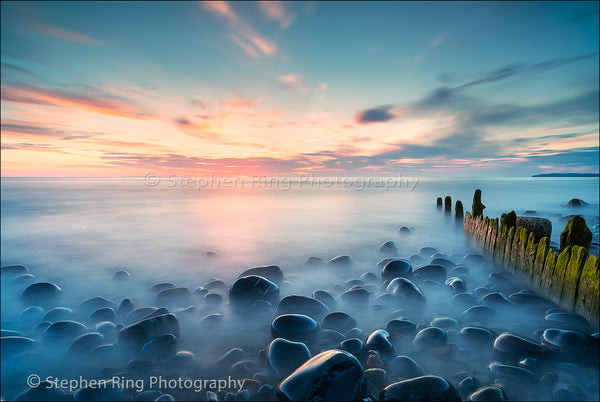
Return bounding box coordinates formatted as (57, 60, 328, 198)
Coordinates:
(1, 1, 598, 177)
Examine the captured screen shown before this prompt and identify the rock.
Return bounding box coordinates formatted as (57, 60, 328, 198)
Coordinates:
(116, 298, 134, 317)
(229, 275, 279, 307)
(560, 215, 592, 251)
(150, 283, 175, 293)
(322, 312, 356, 333)
(43, 320, 87, 344)
(431, 257, 456, 269)
(461, 305, 495, 324)
(21, 282, 62, 305)
(141, 333, 177, 360)
(418, 247, 438, 259)
(380, 375, 461, 401)
(488, 361, 536, 382)
(205, 279, 227, 291)
(118, 313, 179, 349)
(516, 216, 552, 242)
(113, 270, 130, 280)
(399, 226, 412, 234)
(445, 277, 466, 293)
(500, 211, 517, 230)
(508, 292, 554, 308)
(271, 314, 319, 342)
(458, 377, 481, 397)
(481, 292, 513, 307)
(379, 241, 398, 254)
(387, 356, 423, 380)
(79, 297, 115, 315)
(89, 307, 118, 324)
(493, 332, 548, 355)
(277, 350, 366, 401)
(412, 327, 447, 350)
(156, 287, 190, 305)
(377, 258, 399, 270)
(413, 265, 446, 282)
(320, 329, 345, 348)
(460, 327, 494, 346)
(95, 321, 118, 338)
(275, 295, 329, 320)
(385, 318, 417, 337)
(14, 381, 70, 401)
(430, 317, 458, 331)
(237, 265, 285, 284)
(366, 329, 393, 354)
(19, 305, 44, 322)
(345, 328, 363, 338)
(360, 272, 379, 283)
(1, 336, 36, 356)
(204, 292, 223, 305)
(199, 313, 222, 327)
(42, 307, 74, 322)
(472, 189, 485, 218)
(545, 312, 589, 331)
(542, 328, 590, 352)
(1, 264, 29, 277)
(566, 198, 589, 207)
(452, 292, 477, 308)
(468, 386, 507, 401)
(340, 287, 370, 305)
(67, 332, 104, 354)
(444, 196, 452, 212)
(215, 347, 244, 371)
(127, 307, 157, 323)
(143, 307, 169, 320)
(306, 256, 325, 266)
(327, 255, 354, 266)
(455, 201, 464, 219)
(313, 290, 337, 310)
(268, 338, 311, 377)
(437, 197, 443, 208)
(382, 259, 412, 282)
(387, 277, 426, 305)
(340, 338, 364, 355)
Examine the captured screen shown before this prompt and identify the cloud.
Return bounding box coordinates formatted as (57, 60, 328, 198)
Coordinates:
(278, 74, 309, 94)
(354, 105, 397, 124)
(259, 1, 295, 28)
(201, 1, 277, 57)
(218, 98, 263, 109)
(31, 22, 101, 45)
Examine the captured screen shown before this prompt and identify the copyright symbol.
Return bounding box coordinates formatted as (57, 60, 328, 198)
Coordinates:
(144, 173, 160, 187)
(27, 374, 40, 388)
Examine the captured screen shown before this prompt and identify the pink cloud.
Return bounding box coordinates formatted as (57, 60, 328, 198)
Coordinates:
(278, 74, 309, 94)
(259, 1, 294, 28)
(32, 23, 101, 45)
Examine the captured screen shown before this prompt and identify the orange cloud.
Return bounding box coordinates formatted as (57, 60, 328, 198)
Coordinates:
(259, 1, 294, 28)
(31, 22, 101, 44)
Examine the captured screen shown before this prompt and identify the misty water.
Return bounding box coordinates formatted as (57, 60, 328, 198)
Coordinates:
(1, 177, 599, 401)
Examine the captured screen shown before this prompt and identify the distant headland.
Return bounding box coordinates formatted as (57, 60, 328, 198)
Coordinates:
(532, 173, 600, 177)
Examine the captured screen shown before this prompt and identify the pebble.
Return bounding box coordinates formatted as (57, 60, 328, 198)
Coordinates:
(116, 298, 133, 317)
(488, 361, 536, 382)
(458, 376, 481, 396)
(481, 292, 513, 307)
(270, 314, 319, 342)
(229, 275, 279, 307)
(468, 386, 507, 401)
(21, 282, 62, 305)
(79, 297, 115, 315)
(150, 283, 175, 293)
(322, 312, 356, 333)
(141, 333, 177, 360)
(378, 241, 398, 254)
(113, 270, 130, 280)
(42, 307, 74, 322)
(275, 295, 329, 320)
(452, 292, 477, 307)
(542, 328, 590, 352)
(461, 305, 495, 324)
(306, 256, 325, 266)
(267, 337, 311, 377)
(327, 255, 354, 266)
(340, 338, 364, 355)
(88, 307, 118, 323)
(237, 265, 285, 284)
(67, 332, 104, 354)
(380, 375, 461, 401)
(312, 290, 337, 310)
(412, 327, 448, 350)
(204, 292, 223, 305)
(118, 313, 179, 349)
(1, 336, 37, 357)
(43, 320, 87, 343)
(385, 318, 417, 337)
(277, 350, 366, 401)
(386, 277, 426, 305)
(365, 329, 393, 354)
(545, 313, 590, 331)
(493, 332, 548, 356)
(18, 305, 44, 322)
(418, 247, 438, 259)
(445, 277, 467, 293)
(382, 259, 412, 282)
(431, 257, 456, 269)
(460, 327, 494, 346)
(413, 264, 446, 282)
(1, 264, 29, 277)
(339, 287, 370, 305)
(156, 287, 191, 305)
(387, 355, 423, 380)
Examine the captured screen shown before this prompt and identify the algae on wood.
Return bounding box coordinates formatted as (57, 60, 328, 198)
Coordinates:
(574, 255, 599, 324)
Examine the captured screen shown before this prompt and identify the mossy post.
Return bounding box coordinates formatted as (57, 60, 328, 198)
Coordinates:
(560, 216, 592, 252)
(455, 200, 464, 219)
(532, 237, 550, 287)
(575, 255, 599, 324)
(561, 246, 588, 305)
(548, 247, 571, 298)
(444, 196, 452, 213)
(500, 211, 517, 230)
(437, 197, 443, 208)
(472, 189, 485, 218)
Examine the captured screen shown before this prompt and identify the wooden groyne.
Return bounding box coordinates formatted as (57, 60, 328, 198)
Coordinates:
(463, 195, 599, 327)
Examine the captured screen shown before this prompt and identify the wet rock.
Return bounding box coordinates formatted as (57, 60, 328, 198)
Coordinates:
(493, 332, 548, 356)
(386, 277, 426, 305)
(67, 332, 104, 354)
(1, 336, 36, 356)
(204, 292, 223, 305)
(268, 337, 311, 378)
(1, 329, 25, 338)
(116, 298, 134, 317)
(150, 283, 175, 293)
(431, 257, 456, 269)
(377, 258, 399, 270)
(1, 264, 29, 278)
(452, 292, 477, 308)
(542, 328, 590, 352)
(215, 348, 244, 371)
(380, 375, 461, 401)
(382, 260, 412, 282)
(89, 307, 118, 324)
(437, 197, 443, 208)
(460, 327, 494, 346)
(455, 200, 464, 219)
(458, 376, 481, 397)
(340, 287, 370, 305)
(413, 264, 446, 282)
(365, 367, 387, 390)
(95, 321, 118, 338)
(42, 307, 74, 322)
(445, 277, 466, 293)
(461, 305, 495, 324)
(275, 295, 329, 320)
(141, 334, 177, 360)
(113, 270, 130, 280)
(14, 381, 70, 401)
(472, 189, 486, 218)
(237, 265, 285, 284)
(277, 350, 366, 401)
(21, 282, 62, 305)
(488, 361, 536, 382)
(412, 327, 447, 350)
(205, 279, 227, 291)
(360, 272, 379, 283)
(384, 319, 415, 338)
(320, 329, 345, 348)
(566, 198, 589, 207)
(313, 290, 337, 310)
(156, 287, 191, 305)
(340, 338, 364, 355)
(271, 314, 319, 342)
(143, 307, 169, 320)
(322, 312, 357, 333)
(79, 297, 116, 315)
(508, 292, 554, 308)
(379, 241, 398, 255)
(481, 292, 513, 307)
(306, 256, 325, 266)
(229, 275, 279, 308)
(18, 305, 44, 322)
(516, 216, 552, 242)
(468, 386, 507, 401)
(119, 313, 179, 349)
(366, 330, 393, 354)
(327, 255, 353, 266)
(430, 317, 458, 331)
(418, 247, 438, 259)
(199, 313, 222, 327)
(560, 215, 592, 251)
(387, 355, 423, 380)
(43, 320, 87, 344)
(545, 312, 589, 331)
(399, 226, 412, 234)
(409, 255, 426, 266)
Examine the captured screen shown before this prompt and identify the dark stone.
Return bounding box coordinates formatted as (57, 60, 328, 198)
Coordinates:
(89, 307, 118, 324)
(455, 201, 464, 219)
(560, 215, 592, 251)
(118, 313, 179, 349)
(79, 297, 115, 315)
(458, 377, 481, 397)
(156, 287, 190, 304)
(399, 226, 412, 234)
(452, 292, 477, 308)
(445, 277, 466, 293)
(116, 299, 134, 317)
(493, 332, 548, 355)
(229, 275, 279, 307)
(387, 355, 423, 380)
(488, 361, 536, 382)
(322, 312, 356, 334)
(150, 283, 175, 293)
(42, 307, 74, 322)
(386, 277, 426, 305)
(275, 295, 330, 320)
(468, 386, 507, 401)
(67, 332, 104, 354)
(443, 196, 452, 213)
(413, 265, 446, 282)
(340, 287, 369, 305)
(544, 312, 589, 331)
(508, 292, 554, 309)
(500, 211, 517, 230)
(306, 257, 325, 266)
(43, 320, 87, 343)
(141, 334, 177, 360)
(204, 292, 223, 305)
(460, 327, 494, 346)
(461, 305, 495, 324)
(21, 282, 62, 305)
(437, 197, 443, 208)
(113, 270, 130, 280)
(237, 266, 284, 284)
(277, 350, 366, 401)
(378, 241, 398, 255)
(205, 279, 227, 291)
(360, 272, 379, 283)
(412, 327, 447, 350)
(481, 292, 513, 307)
(1, 336, 37, 357)
(385, 318, 417, 337)
(472, 189, 486, 218)
(271, 314, 319, 342)
(431, 257, 456, 269)
(1, 264, 29, 277)
(313, 290, 338, 310)
(268, 337, 311, 377)
(418, 247, 438, 259)
(380, 375, 461, 401)
(516, 216, 552, 242)
(366, 329, 393, 354)
(566, 198, 589, 207)
(340, 338, 364, 355)
(542, 328, 590, 352)
(327, 255, 354, 266)
(382, 260, 412, 282)
(430, 317, 458, 331)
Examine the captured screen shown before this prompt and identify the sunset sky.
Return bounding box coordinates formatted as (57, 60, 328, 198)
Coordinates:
(1, 1, 598, 177)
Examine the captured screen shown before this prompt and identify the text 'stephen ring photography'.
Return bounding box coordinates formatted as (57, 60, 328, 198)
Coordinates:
(1, 1, 598, 402)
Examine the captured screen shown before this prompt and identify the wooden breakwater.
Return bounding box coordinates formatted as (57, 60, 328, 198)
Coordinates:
(463, 209, 599, 327)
